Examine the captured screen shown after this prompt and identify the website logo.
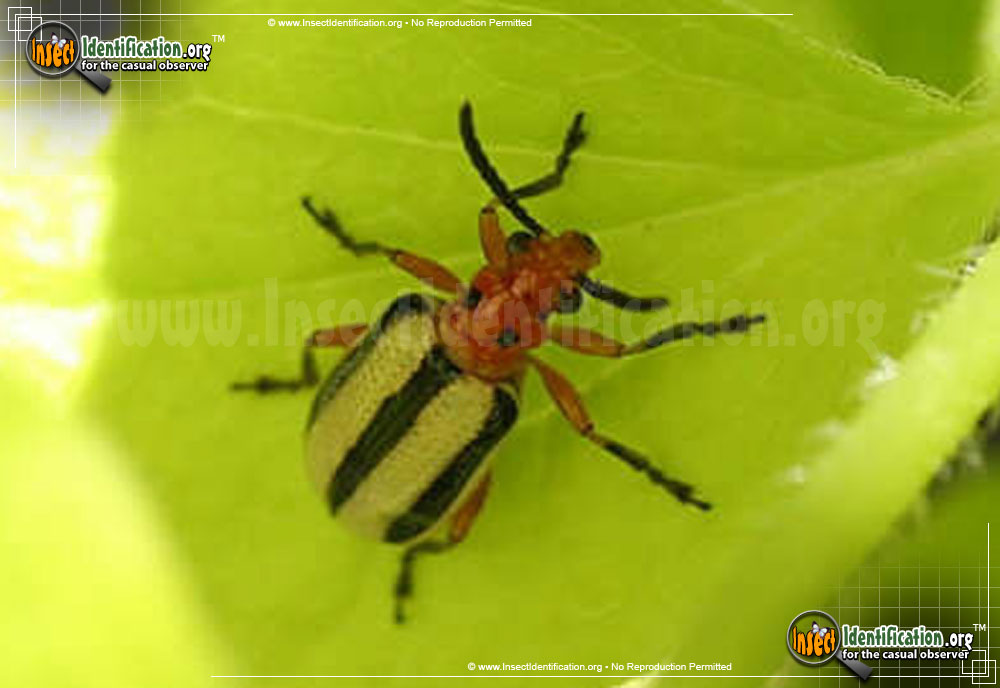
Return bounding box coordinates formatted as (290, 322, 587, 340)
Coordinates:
(22, 20, 216, 94)
(24, 20, 110, 92)
(786, 610, 873, 680)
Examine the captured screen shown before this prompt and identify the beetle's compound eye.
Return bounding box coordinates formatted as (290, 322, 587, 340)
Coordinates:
(497, 328, 520, 347)
(554, 287, 583, 314)
(506, 231, 534, 255)
(464, 287, 483, 309)
(579, 233, 599, 255)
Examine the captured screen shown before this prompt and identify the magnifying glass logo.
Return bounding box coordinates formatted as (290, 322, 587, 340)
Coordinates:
(786, 610, 873, 681)
(24, 20, 111, 93)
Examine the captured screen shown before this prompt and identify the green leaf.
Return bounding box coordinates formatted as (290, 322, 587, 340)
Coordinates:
(69, 0, 1000, 682)
(746, 0, 992, 97)
(0, 372, 231, 688)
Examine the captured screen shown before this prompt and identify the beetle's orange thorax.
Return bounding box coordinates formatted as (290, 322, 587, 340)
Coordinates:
(437, 232, 600, 381)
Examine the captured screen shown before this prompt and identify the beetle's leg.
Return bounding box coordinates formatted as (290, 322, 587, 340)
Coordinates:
(448, 471, 493, 543)
(230, 324, 369, 393)
(302, 197, 464, 294)
(230, 346, 319, 394)
(393, 473, 492, 624)
(547, 312, 766, 358)
(393, 540, 452, 624)
(509, 111, 586, 200)
(305, 324, 370, 349)
(528, 356, 710, 510)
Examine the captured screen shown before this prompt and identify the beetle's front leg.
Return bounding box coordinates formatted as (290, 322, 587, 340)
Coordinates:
(528, 356, 710, 510)
(393, 473, 492, 624)
(230, 324, 369, 394)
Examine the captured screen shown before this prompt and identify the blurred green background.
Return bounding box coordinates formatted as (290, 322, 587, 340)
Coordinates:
(2, 1, 999, 686)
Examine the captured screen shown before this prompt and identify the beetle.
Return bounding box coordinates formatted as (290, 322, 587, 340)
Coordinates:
(232, 102, 766, 623)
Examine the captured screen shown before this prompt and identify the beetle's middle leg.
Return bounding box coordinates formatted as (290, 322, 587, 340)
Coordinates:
(302, 197, 463, 294)
(230, 324, 369, 393)
(528, 356, 711, 511)
(393, 473, 492, 624)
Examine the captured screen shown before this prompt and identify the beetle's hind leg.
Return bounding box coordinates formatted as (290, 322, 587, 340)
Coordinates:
(393, 540, 453, 624)
(509, 111, 586, 200)
(393, 473, 492, 623)
(230, 324, 368, 393)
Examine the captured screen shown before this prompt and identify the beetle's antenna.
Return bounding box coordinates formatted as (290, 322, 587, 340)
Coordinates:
(576, 274, 670, 312)
(459, 101, 549, 237)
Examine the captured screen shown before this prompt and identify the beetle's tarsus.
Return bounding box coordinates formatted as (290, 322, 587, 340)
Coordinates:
(667, 481, 712, 512)
(639, 462, 713, 511)
(591, 432, 712, 511)
(231, 350, 319, 394)
(392, 540, 454, 625)
(230, 376, 310, 393)
(393, 566, 413, 625)
(302, 196, 386, 257)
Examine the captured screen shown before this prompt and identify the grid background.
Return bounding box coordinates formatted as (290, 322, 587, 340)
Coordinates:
(798, 523, 998, 686)
(3, 0, 184, 167)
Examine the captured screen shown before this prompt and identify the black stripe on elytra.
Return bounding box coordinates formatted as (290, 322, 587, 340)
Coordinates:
(383, 385, 519, 543)
(326, 345, 463, 513)
(307, 293, 435, 429)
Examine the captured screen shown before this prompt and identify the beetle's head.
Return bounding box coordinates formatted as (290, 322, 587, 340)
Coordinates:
(505, 227, 601, 270)
(501, 228, 597, 314)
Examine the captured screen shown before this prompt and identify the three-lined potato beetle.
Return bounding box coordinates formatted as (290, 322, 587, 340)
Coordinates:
(233, 103, 765, 623)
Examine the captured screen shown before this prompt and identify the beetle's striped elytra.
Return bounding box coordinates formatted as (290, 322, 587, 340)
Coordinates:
(232, 103, 766, 623)
(305, 293, 519, 544)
